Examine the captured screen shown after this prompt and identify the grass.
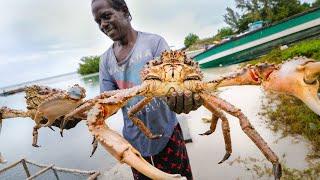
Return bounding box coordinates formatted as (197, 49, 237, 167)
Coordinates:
(229, 156, 320, 179)
(261, 94, 320, 154)
(245, 39, 320, 65)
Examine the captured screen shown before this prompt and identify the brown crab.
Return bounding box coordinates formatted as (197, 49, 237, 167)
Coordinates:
(83, 50, 320, 179)
(0, 84, 86, 147)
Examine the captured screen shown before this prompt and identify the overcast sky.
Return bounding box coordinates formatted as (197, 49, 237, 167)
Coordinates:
(0, 0, 315, 87)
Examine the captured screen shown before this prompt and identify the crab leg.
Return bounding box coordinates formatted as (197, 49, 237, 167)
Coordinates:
(61, 89, 123, 134)
(0, 152, 6, 164)
(204, 65, 265, 90)
(0, 107, 32, 119)
(64, 89, 124, 120)
(86, 88, 185, 179)
(200, 92, 281, 180)
(128, 97, 163, 139)
(201, 101, 232, 164)
(32, 124, 41, 147)
(0, 107, 42, 147)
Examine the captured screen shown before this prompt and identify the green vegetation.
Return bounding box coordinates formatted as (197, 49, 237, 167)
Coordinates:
(185, 27, 235, 51)
(214, 27, 234, 41)
(246, 39, 320, 65)
(224, 0, 315, 33)
(261, 95, 320, 153)
(77, 56, 100, 75)
(185, 0, 316, 50)
(184, 33, 199, 48)
(229, 156, 320, 179)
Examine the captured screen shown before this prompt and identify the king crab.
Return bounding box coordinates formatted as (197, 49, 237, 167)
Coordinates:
(1, 50, 320, 179)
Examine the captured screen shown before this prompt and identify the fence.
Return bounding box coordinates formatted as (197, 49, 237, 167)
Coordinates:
(0, 158, 100, 180)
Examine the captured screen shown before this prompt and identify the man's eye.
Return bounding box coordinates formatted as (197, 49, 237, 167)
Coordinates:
(101, 14, 111, 20)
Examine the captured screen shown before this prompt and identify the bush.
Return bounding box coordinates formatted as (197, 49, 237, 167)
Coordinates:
(184, 33, 199, 48)
(77, 56, 100, 75)
(214, 27, 234, 41)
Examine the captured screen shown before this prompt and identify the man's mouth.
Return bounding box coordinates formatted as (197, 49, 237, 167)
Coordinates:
(105, 25, 115, 35)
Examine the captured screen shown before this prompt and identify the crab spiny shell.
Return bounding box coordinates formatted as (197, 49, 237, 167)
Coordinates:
(140, 50, 204, 81)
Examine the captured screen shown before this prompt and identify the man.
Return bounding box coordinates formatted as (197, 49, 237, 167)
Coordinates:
(91, 0, 201, 179)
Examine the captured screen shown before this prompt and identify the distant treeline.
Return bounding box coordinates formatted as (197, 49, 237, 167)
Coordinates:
(185, 0, 320, 49)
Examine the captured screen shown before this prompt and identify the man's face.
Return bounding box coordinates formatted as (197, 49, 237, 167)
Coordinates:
(91, 0, 130, 41)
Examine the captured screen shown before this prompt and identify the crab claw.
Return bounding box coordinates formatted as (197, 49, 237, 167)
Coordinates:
(218, 152, 231, 164)
(87, 105, 186, 180)
(90, 136, 98, 157)
(273, 163, 282, 180)
(59, 119, 68, 137)
(264, 58, 320, 116)
(48, 126, 55, 131)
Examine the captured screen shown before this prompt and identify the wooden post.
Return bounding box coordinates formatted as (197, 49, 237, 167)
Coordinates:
(27, 164, 54, 180)
(88, 172, 100, 180)
(21, 159, 31, 178)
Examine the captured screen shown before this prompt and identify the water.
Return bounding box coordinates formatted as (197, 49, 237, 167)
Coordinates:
(0, 73, 124, 172)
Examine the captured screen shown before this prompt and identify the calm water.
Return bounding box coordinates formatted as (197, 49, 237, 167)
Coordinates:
(0, 73, 124, 172)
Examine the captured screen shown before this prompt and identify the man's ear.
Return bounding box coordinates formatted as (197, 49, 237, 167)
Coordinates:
(121, 7, 131, 21)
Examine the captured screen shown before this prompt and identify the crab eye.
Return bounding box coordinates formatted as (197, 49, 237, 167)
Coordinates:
(184, 76, 201, 81)
(67, 87, 83, 100)
(144, 75, 162, 81)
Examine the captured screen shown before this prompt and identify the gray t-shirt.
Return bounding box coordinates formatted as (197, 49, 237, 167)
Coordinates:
(99, 31, 178, 156)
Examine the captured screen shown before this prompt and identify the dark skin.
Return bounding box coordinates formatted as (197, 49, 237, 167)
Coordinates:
(91, 0, 202, 113)
(91, 0, 136, 63)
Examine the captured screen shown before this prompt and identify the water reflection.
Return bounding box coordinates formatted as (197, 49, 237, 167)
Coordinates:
(0, 73, 123, 172)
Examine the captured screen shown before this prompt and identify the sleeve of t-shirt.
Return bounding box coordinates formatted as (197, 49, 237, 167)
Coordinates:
(99, 55, 118, 93)
(154, 36, 170, 58)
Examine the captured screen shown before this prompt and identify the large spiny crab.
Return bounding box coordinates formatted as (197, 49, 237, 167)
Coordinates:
(83, 50, 320, 179)
(1, 50, 320, 179)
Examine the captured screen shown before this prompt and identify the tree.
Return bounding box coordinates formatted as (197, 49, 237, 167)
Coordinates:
(224, 0, 312, 33)
(184, 33, 199, 48)
(78, 56, 100, 75)
(313, 0, 320, 7)
(223, 7, 240, 31)
(271, 0, 310, 22)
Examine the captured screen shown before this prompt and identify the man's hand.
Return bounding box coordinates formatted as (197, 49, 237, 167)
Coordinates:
(165, 90, 203, 114)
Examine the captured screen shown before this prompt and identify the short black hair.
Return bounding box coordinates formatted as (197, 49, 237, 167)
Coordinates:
(92, 0, 132, 21)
